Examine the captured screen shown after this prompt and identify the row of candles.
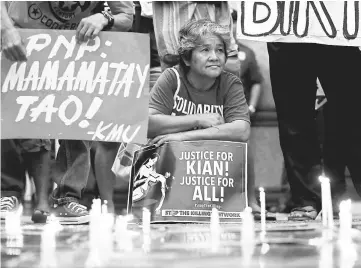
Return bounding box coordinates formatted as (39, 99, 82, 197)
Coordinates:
(5, 176, 354, 238)
(3, 175, 355, 264)
(257, 175, 353, 233)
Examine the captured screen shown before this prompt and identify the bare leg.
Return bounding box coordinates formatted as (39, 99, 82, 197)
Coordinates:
(1, 139, 26, 200)
(94, 142, 121, 214)
(247, 146, 261, 212)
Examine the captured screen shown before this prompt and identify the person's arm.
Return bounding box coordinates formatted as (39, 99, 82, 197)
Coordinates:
(1, 2, 13, 33)
(1, 2, 27, 61)
(76, 1, 133, 42)
(147, 69, 197, 137)
(150, 77, 251, 146)
(150, 120, 250, 146)
(246, 49, 263, 115)
(149, 110, 198, 137)
(204, 75, 250, 142)
(248, 83, 261, 115)
(107, 1, 133, 32)
(149, 110, 225, 138)
(183, 120, 249, 142)
(148, 69, 225, 138)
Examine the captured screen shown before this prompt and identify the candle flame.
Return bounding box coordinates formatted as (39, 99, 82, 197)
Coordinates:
(319, 175, 330, 184)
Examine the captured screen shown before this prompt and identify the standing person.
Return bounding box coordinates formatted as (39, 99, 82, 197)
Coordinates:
(133, 1, 161, 90)
(1, 1, 134, 224)
(315, 81, 348, 210)
(1, 139, 52, 223)
(267, 42, 361, 220)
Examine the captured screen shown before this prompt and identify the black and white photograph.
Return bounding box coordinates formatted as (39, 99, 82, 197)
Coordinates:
(1, 1, 361, 267)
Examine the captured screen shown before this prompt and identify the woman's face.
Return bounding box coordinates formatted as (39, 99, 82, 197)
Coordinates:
(185, 34, 226, 79)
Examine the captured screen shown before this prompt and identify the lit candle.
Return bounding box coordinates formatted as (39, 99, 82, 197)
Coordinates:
(339, 199, 352, 242)
(211, 208, 220, 230)
(5, 206, 23, 256)
(324, 177, 334, 229)
(319, 243, 334, 268)
(92, 198, 101, 215)
(142, 208, 151, 235)
(241, 207, 255, 266)
(116, 215, 132, 252)
(40, 220, 58, 268)
(241, 207, 255, 245)
(338, 207, 357, 268)
(47, 214, 62, 232)
(96, 199, 101, 214)
(125, 214, 134, 222)
(142, 208, 151, 253)
(5, 213, 21, 236)
(259, 187, 266, 233)
(319, 176, 328, 227)
(102, 200, 108, 214)
(210, 208, 220, 253)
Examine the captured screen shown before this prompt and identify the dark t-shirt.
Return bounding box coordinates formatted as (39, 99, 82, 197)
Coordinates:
(7, 1, 133, 30)
(237, 43, 263, 102)
(149, 66, 250, 124)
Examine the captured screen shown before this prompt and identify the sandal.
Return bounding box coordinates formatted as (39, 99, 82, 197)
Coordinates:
(252, 211, 277, 221)
(32, 209, 50, 223)
(288, 206, 318, 221)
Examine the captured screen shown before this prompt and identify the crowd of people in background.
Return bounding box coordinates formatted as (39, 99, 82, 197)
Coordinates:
(1, 1, 360, 225)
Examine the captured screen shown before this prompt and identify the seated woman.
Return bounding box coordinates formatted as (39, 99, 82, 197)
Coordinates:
(1, 139, 52, 223)
(148, 19, 250, 145)
(147, 18, 253, 212)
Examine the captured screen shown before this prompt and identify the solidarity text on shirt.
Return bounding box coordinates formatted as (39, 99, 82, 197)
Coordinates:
(172, 95, 224, 116)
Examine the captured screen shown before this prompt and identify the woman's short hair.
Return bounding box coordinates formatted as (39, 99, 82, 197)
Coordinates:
(178, 19, 231, 72)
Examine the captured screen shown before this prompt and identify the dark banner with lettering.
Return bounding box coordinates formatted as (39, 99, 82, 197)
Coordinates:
(237, 1, 361, 46)
(127, 141, 247, 223)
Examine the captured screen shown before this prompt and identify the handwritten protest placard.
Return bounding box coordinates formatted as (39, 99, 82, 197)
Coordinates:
(236, 1, 361, 46)
(127, 141, 247, 223)
(1, 29, 150, 144)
